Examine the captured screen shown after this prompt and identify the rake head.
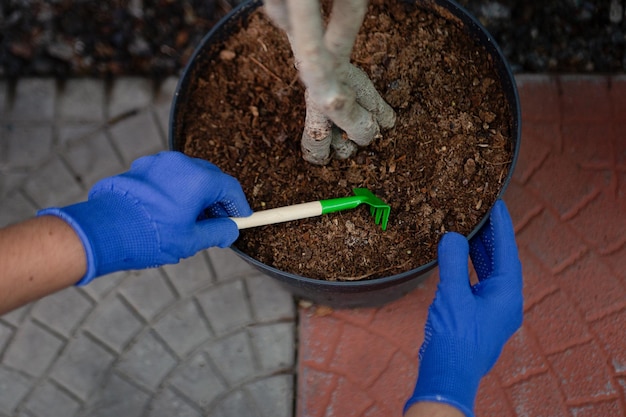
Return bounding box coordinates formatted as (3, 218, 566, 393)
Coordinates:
(352, 188, 391, 231)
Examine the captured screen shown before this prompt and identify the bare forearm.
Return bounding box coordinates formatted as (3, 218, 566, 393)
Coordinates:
(0, 216, 86, 314)
(405, 402, 465, 417)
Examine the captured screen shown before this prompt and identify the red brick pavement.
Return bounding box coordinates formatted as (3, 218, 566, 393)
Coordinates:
(297, 75, 626, 417)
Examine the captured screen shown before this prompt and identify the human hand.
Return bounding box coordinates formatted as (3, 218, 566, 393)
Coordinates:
(405, 200, 523, 417)
(38, 151, 252, 285)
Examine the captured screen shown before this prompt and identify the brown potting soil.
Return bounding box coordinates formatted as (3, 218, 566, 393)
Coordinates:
(180, 0, 515, 281)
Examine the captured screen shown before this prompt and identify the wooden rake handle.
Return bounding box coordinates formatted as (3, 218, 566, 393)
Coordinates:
(230, 201, 323, 229)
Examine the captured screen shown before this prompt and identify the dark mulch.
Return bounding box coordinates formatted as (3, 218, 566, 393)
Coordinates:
(0, 0, 235, 77)
(457, 0, 626, 73)
(1, 0, 624, 77)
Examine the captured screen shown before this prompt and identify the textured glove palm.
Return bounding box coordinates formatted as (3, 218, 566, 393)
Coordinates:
(38, 151, 252, 285)
(405, 200, 523, 417)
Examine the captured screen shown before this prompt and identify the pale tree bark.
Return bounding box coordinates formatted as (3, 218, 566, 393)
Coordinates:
(264, 0, 396, 165)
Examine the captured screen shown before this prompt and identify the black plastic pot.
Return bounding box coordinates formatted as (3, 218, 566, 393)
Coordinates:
(170, 0, 521, 308)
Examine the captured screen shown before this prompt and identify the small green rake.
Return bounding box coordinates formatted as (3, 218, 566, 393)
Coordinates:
(230, 188, 390, 230)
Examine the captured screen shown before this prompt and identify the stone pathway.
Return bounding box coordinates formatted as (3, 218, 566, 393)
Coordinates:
(0, 78, 296, 417)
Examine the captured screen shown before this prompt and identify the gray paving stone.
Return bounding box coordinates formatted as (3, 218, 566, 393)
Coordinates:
(0, 191, 36, 227)
(64, 131, 125, 188)
(3, 320, 64, 378)
(117, 331, 177, 390)
(10, 79, 56, 121)
(79, 270, 127, 300)
(83, 294, 144, 352)
(162, 252, 214, 296)
(0, 366, 33, 415)
(211, 390, 262, 417)
(30, 287, 93, 336)
(0, 80, 6, 117)
(249, 323, 295, 372)
(207, 247, 258, 281)
(24, 381, 81, 417)
(5, 125, 54, 169)
(81, 373, 150, 417)
(0, 322, 13, 353)
(205, 330, 257, 386)
(148, 388, 202, 417)
(107, 110, 165, 164)
(155, 77, 178, 105)
(0, 127, 6, 170)
(0, 181, 5, 203)
(118, 269, 177, 321)
(57, 124, 101, 147)
(49, 334, 116, 400)
(0, 170, 29, 198)
(196, 279, 253, 335)
(0, 169, 31, 196)
(0, 304, 30, 327)
(154, 76, 179, 139)
(245, 375, 293, 417)
(23, 155, 84, 208)
(108, 77, 153, 119)
(153, 301, 212, 357)
(59, 79, 106, 122)
(246, 273, 295, 322)
(168, 352, 227, 408)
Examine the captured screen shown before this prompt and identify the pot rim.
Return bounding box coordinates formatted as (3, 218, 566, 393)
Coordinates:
(169, 0, 522, 288)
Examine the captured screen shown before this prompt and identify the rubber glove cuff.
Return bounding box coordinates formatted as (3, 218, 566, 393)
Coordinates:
(38, 191, 168, 285)
(404, 335, 480, 417)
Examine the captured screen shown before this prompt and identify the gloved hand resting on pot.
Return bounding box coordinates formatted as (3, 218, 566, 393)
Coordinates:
(38, 151, 252, 285)
(404, 199, 523, 417)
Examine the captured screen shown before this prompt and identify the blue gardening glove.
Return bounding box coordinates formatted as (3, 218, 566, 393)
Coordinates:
(404, 200, 523, 417)
(37, 151, 252, 285)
